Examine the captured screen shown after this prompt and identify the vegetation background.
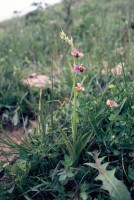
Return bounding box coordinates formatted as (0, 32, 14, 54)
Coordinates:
(0, 0, 134, 199)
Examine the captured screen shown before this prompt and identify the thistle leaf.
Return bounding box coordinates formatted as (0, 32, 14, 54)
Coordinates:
(85, 152, 132, 200)
(85, 162, 98, 170)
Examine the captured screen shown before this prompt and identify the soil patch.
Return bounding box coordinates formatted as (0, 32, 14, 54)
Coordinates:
(0, 127, 30, 162)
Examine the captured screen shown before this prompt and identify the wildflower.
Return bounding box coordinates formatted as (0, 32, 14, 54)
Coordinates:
(72, 64, 86, 73)
(106, 99, 119, 108)
(108, 84, 115, 89)
(75, 83, 85, 92)
(71, 49, 84, 58)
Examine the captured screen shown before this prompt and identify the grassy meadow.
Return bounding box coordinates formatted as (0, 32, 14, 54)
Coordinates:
(0, 0, 134, 199)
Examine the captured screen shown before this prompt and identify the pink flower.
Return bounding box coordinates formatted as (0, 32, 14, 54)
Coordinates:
(106, 99, 119, 108)
(71, 49, 84, 58)
(72, 64, 86, 73)
(75, 83, 85, 92)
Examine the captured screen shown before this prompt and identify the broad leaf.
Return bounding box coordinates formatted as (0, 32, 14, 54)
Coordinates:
(85, 152, 132, 200)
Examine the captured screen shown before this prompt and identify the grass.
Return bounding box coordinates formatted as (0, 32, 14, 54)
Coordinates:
(0, 0, 134, 199)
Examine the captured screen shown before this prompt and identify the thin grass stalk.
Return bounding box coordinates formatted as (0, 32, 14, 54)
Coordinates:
(51, 57, 54, 133)
(38, 88, 43, 135)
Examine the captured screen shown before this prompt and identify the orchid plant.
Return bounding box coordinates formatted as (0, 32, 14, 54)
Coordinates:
(59, 30, 93, 165)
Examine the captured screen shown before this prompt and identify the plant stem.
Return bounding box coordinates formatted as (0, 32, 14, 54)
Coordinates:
(72, 74, 77, 143)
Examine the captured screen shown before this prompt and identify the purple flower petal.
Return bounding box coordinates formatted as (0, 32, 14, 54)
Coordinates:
(72, 64, 80, 73)
(71, 49, 77, 56)
(71, 49, 84, 58)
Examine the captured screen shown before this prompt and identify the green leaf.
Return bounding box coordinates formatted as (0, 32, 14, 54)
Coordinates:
(80, 192, 88, 200)
(119, 145, 134, 149)
(59, 127, 75, 160)
(85, 162, 98, 170)
(88, 112, 98, 135)
(75, 131, 94, 159)
(7, 186, 14, 194)
(61, 154, 73, 167)
(128, 167, 134, 181)
(24, 195, 33, 200)
(67, 171, 74, 178)
(85, 152, 132, 200)
(59, 173, 67, 182)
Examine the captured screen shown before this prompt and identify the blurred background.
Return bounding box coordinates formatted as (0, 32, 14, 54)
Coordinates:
(0, 0, 134, 129)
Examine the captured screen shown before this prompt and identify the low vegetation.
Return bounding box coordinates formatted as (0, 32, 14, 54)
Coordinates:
(0, 0, 134, 199)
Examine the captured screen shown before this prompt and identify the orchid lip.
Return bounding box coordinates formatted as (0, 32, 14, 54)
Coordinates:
(72, 64, 86, 73)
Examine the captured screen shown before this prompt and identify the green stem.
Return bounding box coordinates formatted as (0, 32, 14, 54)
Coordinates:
(121, 60, 127, 90)
(72, 74, 77, 143)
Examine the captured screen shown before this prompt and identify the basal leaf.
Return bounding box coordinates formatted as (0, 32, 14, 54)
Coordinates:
(59, 127, 75, 160)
